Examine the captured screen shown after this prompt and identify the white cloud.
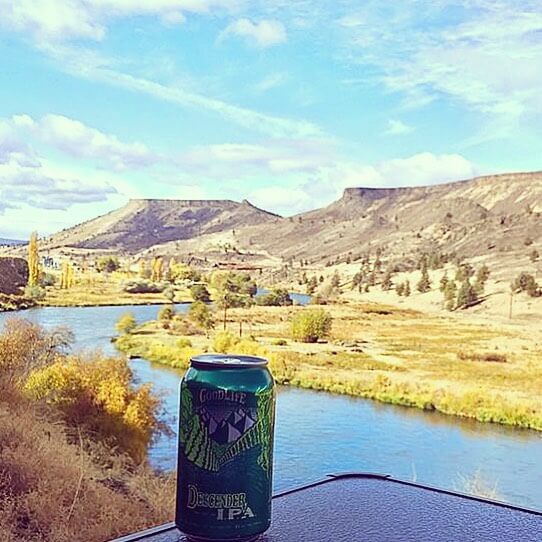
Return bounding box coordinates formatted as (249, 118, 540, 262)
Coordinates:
(384, 119, 413, 136)
(37, 114, 158, 170)
(178, 139, 335, 176)
(339, 1, 542, 138)
(255, 72, 288, 93)
(0, 0, 239, 43)
(44, 45, 322, 139)
(220, 18, 287, 48)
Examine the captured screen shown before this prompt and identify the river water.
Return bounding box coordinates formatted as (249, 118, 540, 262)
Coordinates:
(1, 303, 541, 509)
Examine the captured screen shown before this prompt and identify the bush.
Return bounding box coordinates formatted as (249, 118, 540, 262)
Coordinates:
(116, 312, 136, 335)
(96, 256, 120, 273)
(158, 305, 175, 322)
(511, 272, 540, 297)
(24, 284, 46, 301)
(177, 337, 193, 348)
(189, 283, 211, 302)
(23, 355, 163, 463)
(291, 309, 332, 343)
(188, 301, 215, 334)
(123, 280, 164, 294)
(40, 272, 56, 287)
(256, 288, 293, 306)
(272, 338, 288, 346)
(213, 331, 239, 353)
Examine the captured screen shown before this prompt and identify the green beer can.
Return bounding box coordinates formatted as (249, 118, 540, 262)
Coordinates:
(176, 354, 276, 541)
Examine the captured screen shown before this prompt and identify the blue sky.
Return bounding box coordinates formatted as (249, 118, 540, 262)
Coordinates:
(0, 0, 540, 238)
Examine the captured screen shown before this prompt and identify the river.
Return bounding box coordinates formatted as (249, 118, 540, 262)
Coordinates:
(1, 302, 541, 509)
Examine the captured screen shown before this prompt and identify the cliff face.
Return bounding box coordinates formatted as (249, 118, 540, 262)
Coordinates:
(0, 257, 28, 295)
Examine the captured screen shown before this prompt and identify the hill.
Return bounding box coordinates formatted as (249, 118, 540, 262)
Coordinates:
(235, 171, 542, 269)
(43, 198, 279, 254)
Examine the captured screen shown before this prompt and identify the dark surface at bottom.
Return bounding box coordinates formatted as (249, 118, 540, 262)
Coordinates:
(112, 474, 542, 542)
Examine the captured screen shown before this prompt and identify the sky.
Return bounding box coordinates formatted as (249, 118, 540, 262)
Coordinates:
(0, 0, 541, 238)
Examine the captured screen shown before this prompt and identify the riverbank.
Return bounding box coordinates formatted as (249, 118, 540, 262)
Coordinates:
(115, 302, 542, 431)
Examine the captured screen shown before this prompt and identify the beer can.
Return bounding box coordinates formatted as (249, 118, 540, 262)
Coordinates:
(176, 354, 276, 541)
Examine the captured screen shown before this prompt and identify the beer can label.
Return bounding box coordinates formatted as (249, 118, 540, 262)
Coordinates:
(177, 381, 274, 539)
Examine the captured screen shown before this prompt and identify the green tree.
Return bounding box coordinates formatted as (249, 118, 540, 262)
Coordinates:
(158, 305, 175, 322)
(96, 256, 120, 273)
(444, 280, 457, 311)
(456, 278, 478, 309)
(116, 312, 136, 335)
(257, 288, 293, 306)
(381, 270, 393, 291)
(417, 264, 431, 293)
(189, 283, 211, 302)
(291, 309, 332, 343)
(27, 231, 40, 287)
(511, 272, 540, 297)
(188, 301, 215, 336)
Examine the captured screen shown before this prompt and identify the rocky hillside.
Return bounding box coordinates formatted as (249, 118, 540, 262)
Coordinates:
(0, 257, 28, 295)
(236, 171, 542, 267)
(44, 199, 278, 253)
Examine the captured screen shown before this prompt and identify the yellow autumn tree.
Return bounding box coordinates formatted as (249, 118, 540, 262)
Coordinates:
(27, 231, 40, 287)
(151, 257, 163, 282)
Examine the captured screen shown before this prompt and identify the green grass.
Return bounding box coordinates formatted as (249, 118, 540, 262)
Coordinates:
(115, 302, 542, 432)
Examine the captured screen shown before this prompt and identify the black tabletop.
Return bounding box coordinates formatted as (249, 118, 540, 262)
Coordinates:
(112, 473, 542, 542)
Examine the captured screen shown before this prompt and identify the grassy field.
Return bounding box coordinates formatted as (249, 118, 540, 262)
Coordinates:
(115, 301, 542, 431)
(42, 272, 192, 307)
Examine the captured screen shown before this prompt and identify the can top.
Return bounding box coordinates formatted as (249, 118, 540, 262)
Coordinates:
(190, 353, 268, 369)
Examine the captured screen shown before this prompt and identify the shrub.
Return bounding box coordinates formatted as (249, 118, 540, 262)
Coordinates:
(177, 337, 193, 348)
(272, 338, 288, 346)
(116, 312, 136, 335)
(123, 280, 164, 294)
(213, 331, 239, 353)
(457, 351, 507, 363)
(257, 288, 293, 306)
(291, 309, 332, 343)
(40, 272, 56, 287)
(158, 305, 175, 322)
(24, 354, 163, 463)
(189, 283, 211, 302)
(188, 301, 215, 334)
(96, 256, 120, 273)
(24, 284, 46, 301)
(511, 272, 540, 297)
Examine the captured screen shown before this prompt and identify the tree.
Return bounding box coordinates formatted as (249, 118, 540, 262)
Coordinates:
(257, 288, 293, 306)
(189, 283, 211, 302)
(291, 309, 332, 343)
(158, 305, 175, 323)
(116, 312, 136, 335)
(188, 301, 215, 336)
(440, 271, 449, 293)
(139, 259, 150, 279)
(331, 271, 341, 289)
(511, 272, 540, 297)
(27, 231, 40, 287)
(381, 270, 393, 291)
(306, 276, 318, 295)
(96, 256, 120, 273)
(455, 263, 474, 282)
(530, 250, 539, 263)
(417, 263, 431, 293)
(404, 280, 411, 297)
(456, 278, 478, 309)
(396, 282, 405, 296)
(151, 257, 163, 282)
(444, 280, 457, 311)
(60, 261, 75, 289)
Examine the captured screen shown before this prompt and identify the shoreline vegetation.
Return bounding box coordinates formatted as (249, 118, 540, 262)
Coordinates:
(115, 302, 542, 432)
